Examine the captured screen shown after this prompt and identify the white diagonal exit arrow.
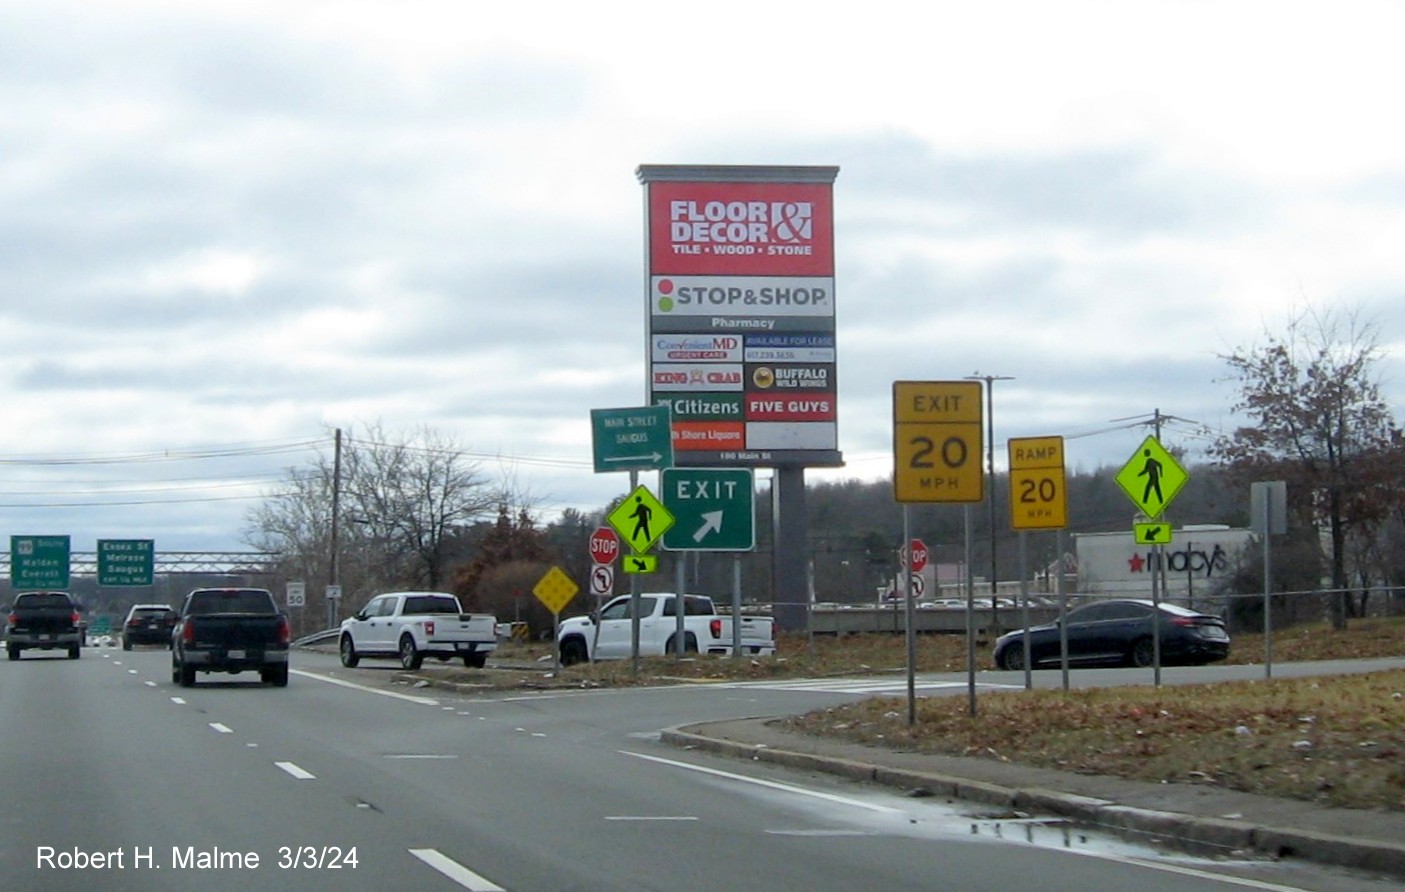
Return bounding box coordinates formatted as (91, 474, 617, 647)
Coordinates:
(693, 511, 724, 542)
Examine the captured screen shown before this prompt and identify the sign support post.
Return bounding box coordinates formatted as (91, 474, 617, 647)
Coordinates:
(1115, 435, 1191, 687)
(892, 381, 984, 721)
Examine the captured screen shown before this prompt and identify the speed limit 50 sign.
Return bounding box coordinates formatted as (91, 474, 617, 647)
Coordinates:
(1008, 436, 1067, 530)
(892, 381, 984, 503)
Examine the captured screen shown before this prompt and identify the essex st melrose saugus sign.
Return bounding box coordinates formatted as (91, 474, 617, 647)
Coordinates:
(97, 539, 155, 587)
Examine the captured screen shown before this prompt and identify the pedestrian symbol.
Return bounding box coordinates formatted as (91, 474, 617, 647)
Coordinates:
(606, 485, 674, 554)
(1115, 436, 1189, 518)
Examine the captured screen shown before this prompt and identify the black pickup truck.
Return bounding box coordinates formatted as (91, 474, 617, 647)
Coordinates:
(171, 588, 290, 687)
(6, 591, 84, 660)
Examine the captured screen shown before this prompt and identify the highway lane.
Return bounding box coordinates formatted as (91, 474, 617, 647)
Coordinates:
(1, 645, 1399, 892)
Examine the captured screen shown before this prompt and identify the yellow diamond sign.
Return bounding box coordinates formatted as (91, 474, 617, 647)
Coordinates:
(606, 485, 674, 554)
(532, 566, 579, 615)
(1115, 436, 1189, 518)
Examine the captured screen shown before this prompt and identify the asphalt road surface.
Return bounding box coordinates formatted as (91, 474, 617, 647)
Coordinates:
(1, 645, 1399, 892)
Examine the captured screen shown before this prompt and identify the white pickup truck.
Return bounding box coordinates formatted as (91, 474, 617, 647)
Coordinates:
(556, 592, 775, 665)
(338, 592, 497, 670)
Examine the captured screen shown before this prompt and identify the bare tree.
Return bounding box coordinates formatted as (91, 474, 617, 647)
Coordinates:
(1210, 306, 1400, 629)
(245, 423, 504, 609)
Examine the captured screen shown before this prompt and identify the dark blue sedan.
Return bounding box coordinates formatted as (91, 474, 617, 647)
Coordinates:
(992, 599, 1230, 670)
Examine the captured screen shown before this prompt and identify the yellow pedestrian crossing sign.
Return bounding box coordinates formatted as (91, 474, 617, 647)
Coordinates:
(606, 485, 675, 554)
(1115, 436, 1189, 518)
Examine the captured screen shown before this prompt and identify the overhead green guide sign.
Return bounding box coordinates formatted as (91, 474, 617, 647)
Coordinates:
(11, 535, 71, 590)
(98, 539, 155, 587)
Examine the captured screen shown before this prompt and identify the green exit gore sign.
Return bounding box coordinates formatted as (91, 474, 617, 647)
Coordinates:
(661, 468, 754, 552)
(98, 539, 155, 587)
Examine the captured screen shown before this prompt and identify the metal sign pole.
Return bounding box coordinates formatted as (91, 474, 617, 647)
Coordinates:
(1019, 531, 1031, 690)
(1058, 528, 1069, 692)
(675, 555, 686, 657)
(629, 469, 641, 677)
(965, 504, 976, 717)
(1264, 494, 1273, 679)
(904, 505, 916, 727)
(732, 555, 742, 658)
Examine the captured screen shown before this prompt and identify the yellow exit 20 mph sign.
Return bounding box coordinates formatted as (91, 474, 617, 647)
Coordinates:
(892, 381, 984, 503)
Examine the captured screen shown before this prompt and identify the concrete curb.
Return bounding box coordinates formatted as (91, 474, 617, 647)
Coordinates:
(660, 726, 1405, 881)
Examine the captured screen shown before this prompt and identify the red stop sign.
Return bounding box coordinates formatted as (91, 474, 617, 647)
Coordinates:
(908, 538, 929, 573)
(589, 527, 620, 564)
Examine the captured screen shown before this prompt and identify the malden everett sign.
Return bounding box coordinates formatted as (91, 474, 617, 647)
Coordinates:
(637, 165, 841, 469)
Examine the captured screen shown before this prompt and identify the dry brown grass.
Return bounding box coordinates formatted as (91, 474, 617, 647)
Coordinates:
(456, 617, 1405, 809)
(783, 670, 1405, 811)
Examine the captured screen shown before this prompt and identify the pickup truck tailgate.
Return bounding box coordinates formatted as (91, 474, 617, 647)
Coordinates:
(185, 615, 286, 649)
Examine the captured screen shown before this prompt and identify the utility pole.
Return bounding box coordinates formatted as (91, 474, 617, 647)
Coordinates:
(328, 428, 342, 631)
(965, 372, 1013, 632)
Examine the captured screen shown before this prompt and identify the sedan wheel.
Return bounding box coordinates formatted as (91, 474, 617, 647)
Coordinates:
(999, 646, 1025, 672)
(1130, 637, 1156, 668)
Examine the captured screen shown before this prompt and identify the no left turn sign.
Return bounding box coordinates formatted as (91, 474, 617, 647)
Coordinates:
(590, 564, 614, 597)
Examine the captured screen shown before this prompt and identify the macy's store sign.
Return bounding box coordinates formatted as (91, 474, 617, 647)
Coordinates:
(1075, 528, 1251, 597)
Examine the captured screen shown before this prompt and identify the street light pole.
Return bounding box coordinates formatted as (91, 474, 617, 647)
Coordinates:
(965, 373, 1013, 632)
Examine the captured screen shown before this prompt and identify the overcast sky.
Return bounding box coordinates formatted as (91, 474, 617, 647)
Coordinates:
(4, 0, 1403, 554)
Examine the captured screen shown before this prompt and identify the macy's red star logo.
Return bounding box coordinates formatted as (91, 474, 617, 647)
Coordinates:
(1128, 553, 1147, 572)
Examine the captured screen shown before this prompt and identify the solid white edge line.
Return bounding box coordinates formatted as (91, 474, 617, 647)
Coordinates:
(626, 756, 1316, 891)
(621, 751, 903, 815)
(291, 668, 439, 705)
(408, 848, 506, 891)
(275, 761, 315, 780)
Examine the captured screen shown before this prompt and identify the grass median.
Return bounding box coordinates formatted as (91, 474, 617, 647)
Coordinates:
(440, 616, 1405, 809)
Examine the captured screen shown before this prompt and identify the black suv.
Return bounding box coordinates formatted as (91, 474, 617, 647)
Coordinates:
(122, 604, 178, 650)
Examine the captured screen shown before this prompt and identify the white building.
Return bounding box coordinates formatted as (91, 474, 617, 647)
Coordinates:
(1074, 525, 1252, 607)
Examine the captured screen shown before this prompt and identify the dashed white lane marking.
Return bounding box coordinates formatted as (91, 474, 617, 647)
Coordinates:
(170, 697, 186, 704)
(275, 761, 315, 780)
(605, 816, 698, 822)
(408, 848, 506, 891)
(291, 669, 439, 706)
(209, 722, 233, 734)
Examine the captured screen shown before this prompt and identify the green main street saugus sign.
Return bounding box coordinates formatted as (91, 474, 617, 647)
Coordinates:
(590, 405, 674, 473)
